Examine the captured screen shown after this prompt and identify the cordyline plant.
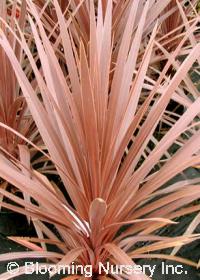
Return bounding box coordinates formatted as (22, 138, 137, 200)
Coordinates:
(0, 0, 42, 207)
(34, 0, 200, 105)
(0, 0, 200, 279)
(33, 0, 200, 115)
(0, 0, 57, 212)
(0, 0, 43, 158)
(158, 0, 199, 51)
